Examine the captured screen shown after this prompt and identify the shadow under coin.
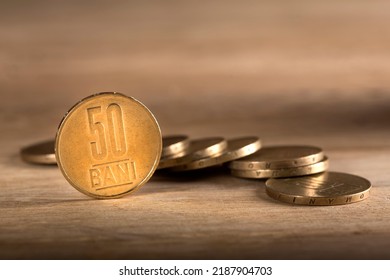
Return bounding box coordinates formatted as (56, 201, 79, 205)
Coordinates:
(151, 166, 229, 183)
(138, 167, 252, 196)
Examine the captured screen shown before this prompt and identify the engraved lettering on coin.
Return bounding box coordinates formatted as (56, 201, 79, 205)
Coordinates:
(265, 172, 371, 206)
(56, 92, 161, 199)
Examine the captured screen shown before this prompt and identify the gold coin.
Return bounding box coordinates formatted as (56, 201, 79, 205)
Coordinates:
(162, 135, 189, 157)
(55, 92, 162, 199)
(230, 157, 329, 179)
(265, 171, 371, 205)
(172, 136, 261, 171)
(228, 145, 324, 170)
(20, 140, 56, 165)
(157, 137, 227, 170)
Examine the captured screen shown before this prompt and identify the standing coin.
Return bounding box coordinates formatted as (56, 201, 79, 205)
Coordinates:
(20, 140, 56, 165)
(229, 145, 324, 170)
(157, 137, 227, 169)
(162, 135, 189, 158)
(172, 136, 261, 171)
(56, 92, 162, 199)
(265, 172, 371, 205)
(230, 157, 329, 179)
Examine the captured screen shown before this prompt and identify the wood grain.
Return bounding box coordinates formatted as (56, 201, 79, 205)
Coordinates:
(1, 0, 390, 259)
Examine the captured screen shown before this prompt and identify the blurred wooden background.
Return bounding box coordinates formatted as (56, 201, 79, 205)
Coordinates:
(1, 0, 390, 259)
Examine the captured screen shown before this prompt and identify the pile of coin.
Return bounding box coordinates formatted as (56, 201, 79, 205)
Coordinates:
(20, 92, 372, 205)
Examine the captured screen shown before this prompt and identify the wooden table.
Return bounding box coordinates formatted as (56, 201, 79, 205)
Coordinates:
(1, 0, 390, 259)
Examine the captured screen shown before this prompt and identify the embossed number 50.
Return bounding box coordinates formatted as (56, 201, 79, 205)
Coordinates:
(87, 104, 127, 160)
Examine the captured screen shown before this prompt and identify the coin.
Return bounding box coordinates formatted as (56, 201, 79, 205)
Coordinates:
(228, 145, 324, 170)
(172, 136, 261, 171)
(157, 137, 227, 169)
(162, 135, 189, 158)
(265, 171, 371, 205)
(55, 92, 162, 199)
(20, 140, 56, 165)
(230, 157, 329, 179)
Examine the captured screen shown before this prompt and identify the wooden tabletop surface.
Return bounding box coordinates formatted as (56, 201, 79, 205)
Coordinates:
(1, 0, 390, 259)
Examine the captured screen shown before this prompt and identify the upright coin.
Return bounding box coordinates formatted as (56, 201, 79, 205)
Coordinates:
(157, 137, 227, 169)
(20, 140, 56, 165)
(172, 136, 261, 171)
(265, 172, 371, 205)
(162, 135, 189, 158)
(229, 145, 324, 170)
(230, 157, 329, 179)
(56, 92, 162, 199)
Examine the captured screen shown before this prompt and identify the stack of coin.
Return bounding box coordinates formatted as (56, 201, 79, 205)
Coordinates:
(19, 92, 371, 204)
(228, 145, 328, 179)
(158, 136, 261, 171)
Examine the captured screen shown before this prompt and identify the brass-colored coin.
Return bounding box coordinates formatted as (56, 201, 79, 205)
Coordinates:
(55, 92, 162, 199)
(20, 140, 56, 165)
(162, 135, 189, 158)
(172, 136, 261, 171)
(265, 171, 371, 206)
(229, 145, 324, 170)
(230, 157, 329, 179)
(157, 137, 227, 170)
(157, 152, 192, 170)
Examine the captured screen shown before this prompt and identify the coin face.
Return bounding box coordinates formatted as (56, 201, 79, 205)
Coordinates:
(55, 92, 162, 199)
(20, 140, 56, 165)
(172, 136, 261, 171)
(265, 172, 371, 205)
(230, 157, 329, 179)
(162, 135, 189, 157)
(229, 145, 324, 170)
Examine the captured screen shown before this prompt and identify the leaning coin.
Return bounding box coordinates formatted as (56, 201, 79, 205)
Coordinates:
(265, 171, 371, 206)
(162, 135, 189, 158)
(229, 145, 324, 170)
(230, 157, 329, 179)
(20, 140, 56, 165)
(172, 136, 261, 171)
(157, 137, 227, 170)
(56, 92, 162, 199)
(157, 150, 192, 170)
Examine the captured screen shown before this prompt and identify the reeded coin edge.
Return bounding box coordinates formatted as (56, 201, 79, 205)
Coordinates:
(55, 92, 162, 199)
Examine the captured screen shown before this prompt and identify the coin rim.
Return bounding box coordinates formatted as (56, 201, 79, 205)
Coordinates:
(230, 156, 329, 179)
(21, 140, 57, 165)
(157, 137, 227, 170)
(172, 136, 261, 171)
(55, 92, 162, 199)
(228, 145, 324, 170)
(161, 135, 190, 157)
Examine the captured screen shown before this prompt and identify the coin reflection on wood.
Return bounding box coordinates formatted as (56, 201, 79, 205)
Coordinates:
(265, 172, 371, 205)
(172, 136, 261, 171)
(20, 140, 57, 165)
(55, 92, 162, 199)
